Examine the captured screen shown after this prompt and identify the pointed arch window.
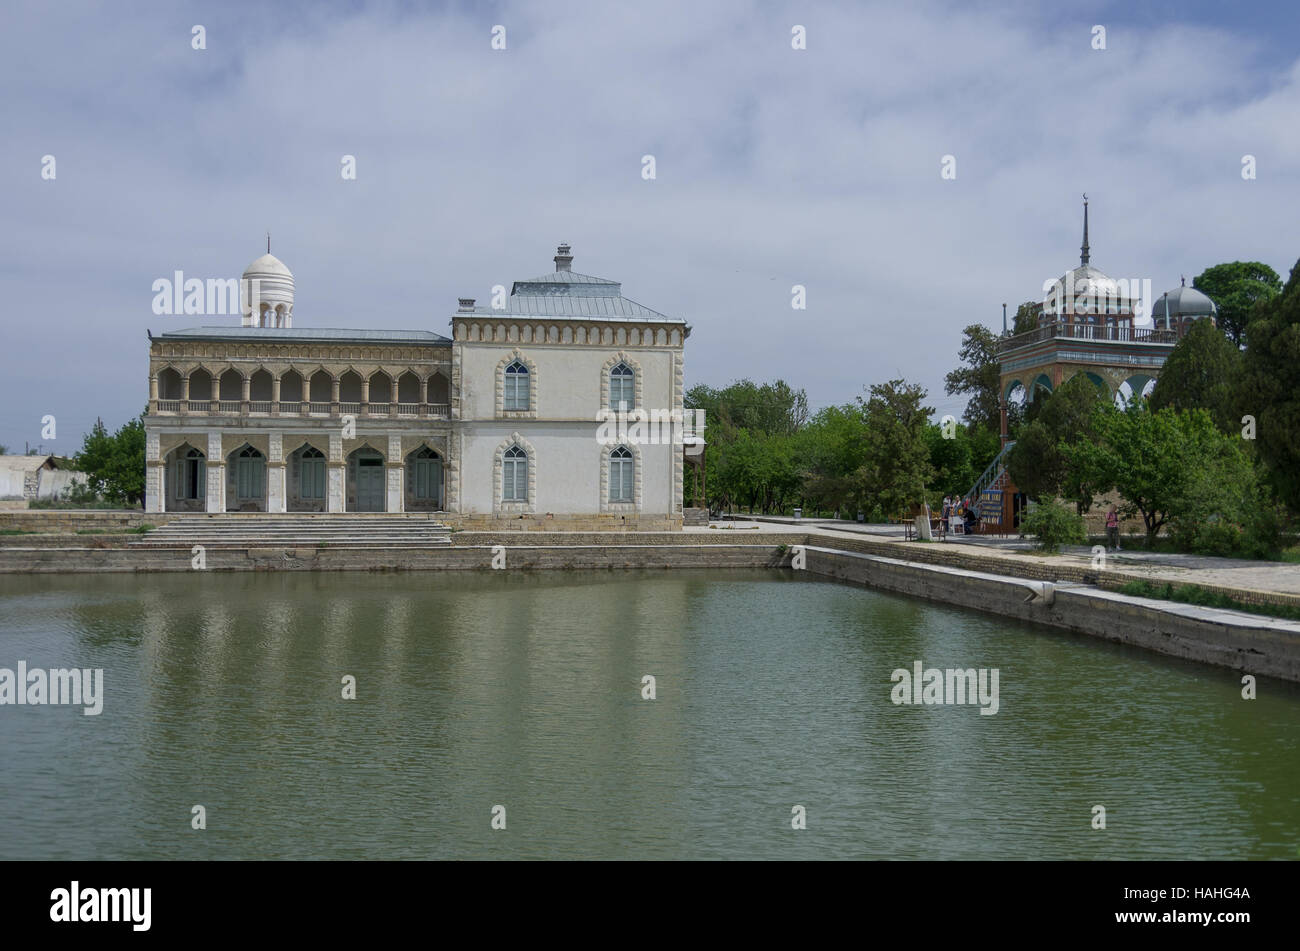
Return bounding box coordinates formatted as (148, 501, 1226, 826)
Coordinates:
(235, 446, 265, 500)
(610, 362, 634, 411)
(299, 447, 325, 500)
(177, 447, 205, 500)
(609, 446, 634, 502)
(502, 445, 528, 502)
(504, 361, 530, 411)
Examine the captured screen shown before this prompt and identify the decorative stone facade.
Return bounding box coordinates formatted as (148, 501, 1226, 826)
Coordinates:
(144, 245, 690, 527)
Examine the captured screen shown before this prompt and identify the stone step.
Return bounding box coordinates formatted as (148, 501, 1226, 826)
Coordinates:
(133, 514, 452, 549)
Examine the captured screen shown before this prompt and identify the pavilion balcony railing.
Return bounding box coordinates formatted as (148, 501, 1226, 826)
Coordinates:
(396, 402, 420, 418)
(427, 403, 451, 418)
(186, 400, 209, 412)
(308, 402, 332, 415)
(248, 401, 272, 414)
(218, 400, 241, 413)
(279, 401, 302, 414)
(157, 400, 180, 412)
(998, 322, 1180, 356)
(367, 402, 391, 416)
(340, 402, 362, 415)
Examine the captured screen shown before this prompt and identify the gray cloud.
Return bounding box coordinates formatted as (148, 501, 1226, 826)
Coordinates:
(1, 0, 1297, 450)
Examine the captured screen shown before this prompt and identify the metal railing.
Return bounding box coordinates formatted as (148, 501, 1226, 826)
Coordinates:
(998, 323, 1179, 355)
(151, 400, 451, 420)
(963, 440, 1016, 508)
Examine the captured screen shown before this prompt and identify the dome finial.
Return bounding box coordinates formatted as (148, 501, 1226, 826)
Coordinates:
(267, 231, 271, 254)
(1080, 193, 1090, 267)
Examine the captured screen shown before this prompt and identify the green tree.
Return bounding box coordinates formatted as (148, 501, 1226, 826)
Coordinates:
(73, 411, 146, 507)
(795, 404, 870, 516)
(1006, 374, 1108, 512)
(1071, 403, 1222, 543)
(1011, 300, 1040, 336)
(943, 324, 1001, 433)
(1236, 257, 1300, 511)
(1194, 261, 1282, 347)
(858, 379, 934, 518)
(924, 422, 975, 500)
(1148, 317, 1240, 433)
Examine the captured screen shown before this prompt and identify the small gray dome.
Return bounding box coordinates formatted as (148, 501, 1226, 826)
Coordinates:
(1154, 284, 1217, 319)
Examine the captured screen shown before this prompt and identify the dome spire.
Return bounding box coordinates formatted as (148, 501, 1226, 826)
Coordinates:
(1080, 193, 1090, 266)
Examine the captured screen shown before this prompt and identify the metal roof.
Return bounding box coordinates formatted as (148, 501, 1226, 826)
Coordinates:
(461, 294, 677, 321)
(157, 327, 451, 345)
(511, 271, 618, 286)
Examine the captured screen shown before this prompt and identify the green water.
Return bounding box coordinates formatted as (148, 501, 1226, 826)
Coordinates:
(1, 570, 1297, 860)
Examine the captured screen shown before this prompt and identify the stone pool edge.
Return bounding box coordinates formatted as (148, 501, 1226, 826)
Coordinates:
(1, 535, 1297, 683)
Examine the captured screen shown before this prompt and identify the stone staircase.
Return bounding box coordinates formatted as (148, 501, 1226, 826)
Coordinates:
(129, 515, 452, 549)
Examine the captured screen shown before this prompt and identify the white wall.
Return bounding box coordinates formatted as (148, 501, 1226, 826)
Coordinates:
(459, 421, 677, 515)
(457, 343, 678, 421)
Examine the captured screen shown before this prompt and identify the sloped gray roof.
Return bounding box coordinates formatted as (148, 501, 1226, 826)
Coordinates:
(512, 270, 618, 287)
(158, 327, 451, 345)
(461, 295, 675, 321)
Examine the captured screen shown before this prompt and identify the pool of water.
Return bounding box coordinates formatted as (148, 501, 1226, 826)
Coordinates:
(1, 569, 1297, 859)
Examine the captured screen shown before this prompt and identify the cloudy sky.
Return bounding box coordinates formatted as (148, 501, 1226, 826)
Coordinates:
(3, 0, 1298, 452)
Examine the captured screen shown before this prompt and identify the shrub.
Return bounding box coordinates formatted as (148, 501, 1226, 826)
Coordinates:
(1020, 501, 1086, 552)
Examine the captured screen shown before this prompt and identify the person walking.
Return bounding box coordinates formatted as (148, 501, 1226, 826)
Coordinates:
(1106, 504, 1121, 551)
(941, 495, 951, 533)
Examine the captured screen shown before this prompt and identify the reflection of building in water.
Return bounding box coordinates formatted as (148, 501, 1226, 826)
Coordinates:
(144, 245, 689, 528)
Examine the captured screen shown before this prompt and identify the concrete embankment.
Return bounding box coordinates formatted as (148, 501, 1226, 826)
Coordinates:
(801, 546, 1300, 683)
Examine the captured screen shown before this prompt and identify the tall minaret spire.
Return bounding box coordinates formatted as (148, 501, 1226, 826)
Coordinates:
(1080, 194, 1090, 266)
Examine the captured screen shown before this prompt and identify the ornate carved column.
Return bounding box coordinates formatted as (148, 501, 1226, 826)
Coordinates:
(145, 430, 165, 513)
(206, 432, 225, 513)
(327, 432, 345, 512)
(267, 432, 286, 513)
(386, 434, 404, 513)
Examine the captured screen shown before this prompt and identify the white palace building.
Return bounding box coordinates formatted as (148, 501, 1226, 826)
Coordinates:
(144, 245, 692, 529)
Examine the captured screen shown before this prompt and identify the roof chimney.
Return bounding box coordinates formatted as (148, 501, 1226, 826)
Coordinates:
(554, 243, 573, 272)
(457, 298, 476, 312)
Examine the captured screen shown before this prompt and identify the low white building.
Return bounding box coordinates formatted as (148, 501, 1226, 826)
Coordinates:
(0, 455, 86, 501)
(143, 245, 692, 529)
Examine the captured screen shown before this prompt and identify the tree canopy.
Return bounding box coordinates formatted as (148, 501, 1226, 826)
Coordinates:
(943, 324, 1001, 433)
(1235, 257, 1300, 511)
(1148, 317, 1240, 433)
(1194, 261, 1282, 347)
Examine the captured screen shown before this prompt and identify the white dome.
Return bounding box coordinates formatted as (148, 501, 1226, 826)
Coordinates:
(240, 252, 294, 326)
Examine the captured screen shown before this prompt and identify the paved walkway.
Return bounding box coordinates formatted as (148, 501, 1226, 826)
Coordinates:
(688, 515, 1300, 599)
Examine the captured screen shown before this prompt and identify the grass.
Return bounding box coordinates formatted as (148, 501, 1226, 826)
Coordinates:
(1117, 579, 1300, 622)
(0, 529, 36, 536)
(1087, 534, 1300, 563)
